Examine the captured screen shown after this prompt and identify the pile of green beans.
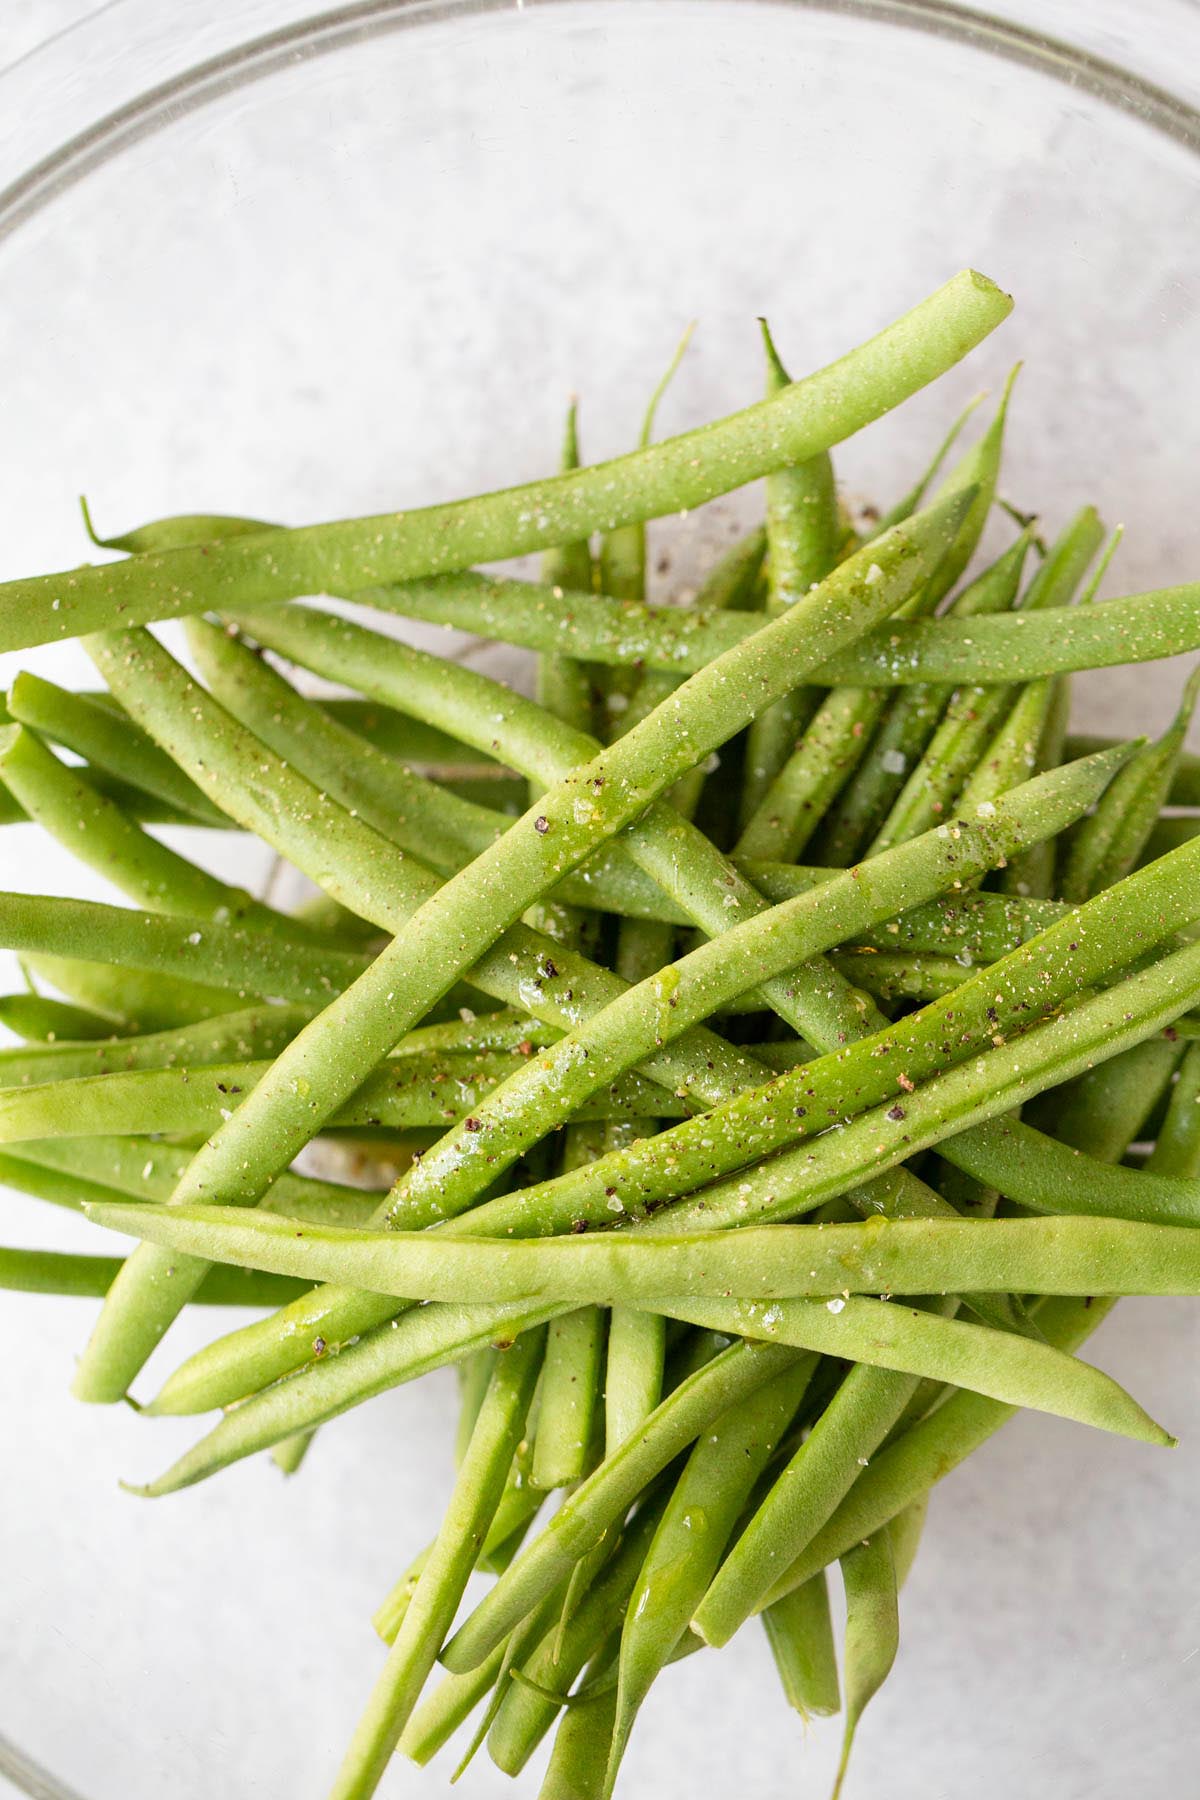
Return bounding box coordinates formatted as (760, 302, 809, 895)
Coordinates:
(4, 276, 1200, 1800)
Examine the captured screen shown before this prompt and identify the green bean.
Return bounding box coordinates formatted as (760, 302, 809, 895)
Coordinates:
(870, 506, 1105, 852)
(0, 1134, 382, 1227)
(487, 1491, 670, 1775)
(0, 1051, 674, 1146)
(737, 321, 840, 828)
(1, 272, 1009, 652)
(734, 369, 1016, 863)
(1061, 663, 1200, 901)
(0, 1003, 309, 1088)
(6, 671, 227, 826)
(643, 1293, 1163, 1439)
(1066, 733, 1200, 810)
(269, 1431, 315, 1476)
(533, 1307, 607, 1489)
(399, 1584, 565, 1767)
(0, 992, 121, 1041)
(761, 1574, 840, 1719)
(84, 1171, 1200, 1314)
(538, 1664, 619, 1800)
(600, 1301, 665, 1451)
(929, 1111, 1200, 1226)
(433, 1342, 804, 1672)
(0, 1243, 307, 1306)
(0, 764, 209, 829)
(0, 725, 305, 941)
(364, 569, 1200, 692)
(24, 950, 252, 1031)
(78, 499, 962, 1400)
(830, 1529, 899, 1800)
(328, 1328, 544, 1800)
(0, 893, 370, 1007)
(814, 530, 1032, 864)
(768, 1047, 1198, 1609)
(383, 748, 1122, 1231)
(598, 323, 693, 601)
(603, 1353, 817, 1792)
(869, 392, 984, 536)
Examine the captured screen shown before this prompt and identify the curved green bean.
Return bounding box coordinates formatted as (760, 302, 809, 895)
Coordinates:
(2, 273, 1009, 652)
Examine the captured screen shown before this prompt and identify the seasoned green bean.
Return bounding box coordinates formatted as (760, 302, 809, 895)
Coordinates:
(344, 568, 1200, 690)
(75, 498, 962, 1404)
(0, 1051, 675, 1145)
(82, 1192, 1200, 1313)
(0, 272, 1010, 652)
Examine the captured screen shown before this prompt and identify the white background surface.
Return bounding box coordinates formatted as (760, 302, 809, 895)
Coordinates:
(2, 5, 1200, 1800)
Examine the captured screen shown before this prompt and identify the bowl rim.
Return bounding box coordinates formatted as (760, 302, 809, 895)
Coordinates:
(1, 0, 1199, 246)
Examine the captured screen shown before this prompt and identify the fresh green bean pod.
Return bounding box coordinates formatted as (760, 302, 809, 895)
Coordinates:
(1060, 663, 1200, 902)
(533, 1305, 607, 1490)
(328, 1328, 544, 1800)
(74, 499, 963, 1404)
(0, 1051, 675, 1145)
(830, 1530, 899, 1800)
(762, 1574, 841, 1720)
(734, 368, 1016, 863)
(737, 321, 840, 827)
(602, 1353, 817, 1793)
(0, 1244, 307, 1306)
(0, 1003, 309, 1088)
(0, 725, 306, 943)
(814, 529, 1032, 864)
(0, 992, 123, 1041)
(0, 272, 1010, 652)
(6, 670, 228, 826)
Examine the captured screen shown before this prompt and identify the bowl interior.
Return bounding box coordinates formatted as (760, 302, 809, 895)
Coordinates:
(2, 5, 1200, 1797)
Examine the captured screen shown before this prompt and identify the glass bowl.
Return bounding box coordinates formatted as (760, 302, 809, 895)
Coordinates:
(1, 4, 1199, 1797)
